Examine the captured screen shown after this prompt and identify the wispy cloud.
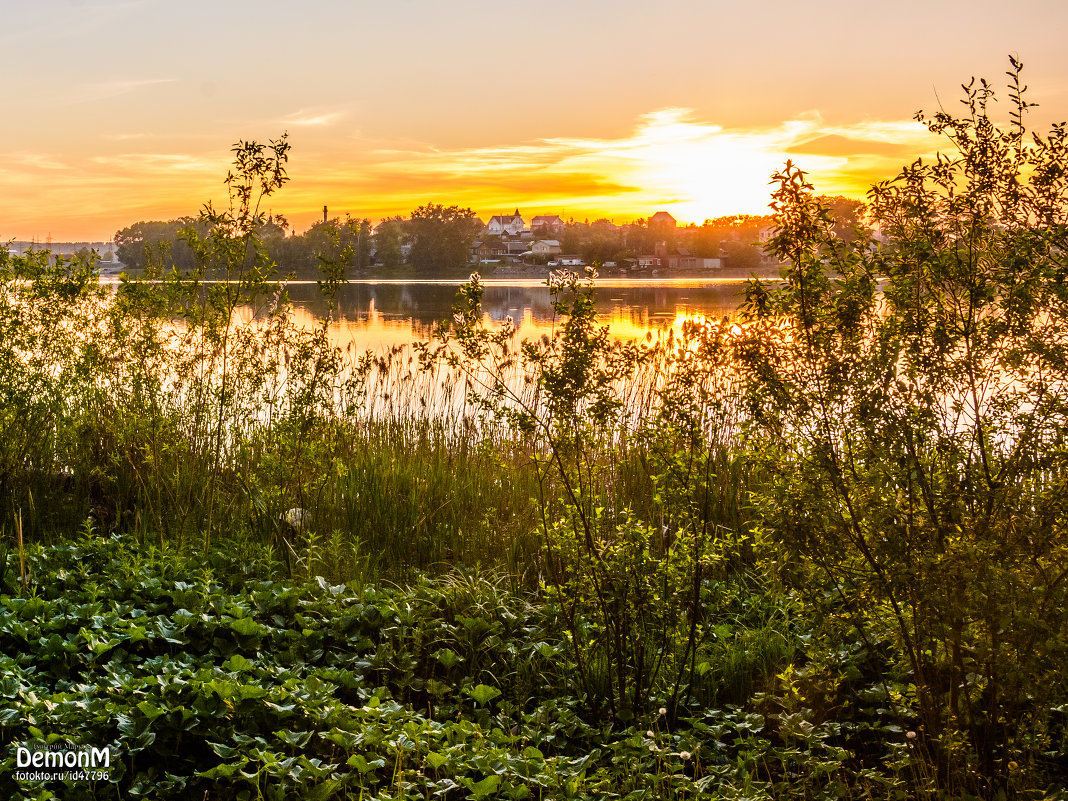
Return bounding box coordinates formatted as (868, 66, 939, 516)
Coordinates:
(292, 108, 943, 224)
(104, 133, 149, 142)
(75, 78, 176, 103)
(90, 153, 215, 172)
(0, 107, 946, 239)
(280, 108, 346, 127)
(5, 152, 70, 171)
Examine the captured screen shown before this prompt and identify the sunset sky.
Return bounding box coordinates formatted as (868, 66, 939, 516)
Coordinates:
(3, 0, 1067, 241)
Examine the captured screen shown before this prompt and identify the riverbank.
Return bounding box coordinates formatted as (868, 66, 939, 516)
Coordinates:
(2, 228, 1065, 799)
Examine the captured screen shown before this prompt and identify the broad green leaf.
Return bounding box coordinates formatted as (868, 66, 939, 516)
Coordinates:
(230, 618, 262, 637)
(425, 751, 448, 770)
(136, 700, 166, 721)
(462, 774, 502, 798)
(467, 684, 501, 707)
(224, 654, 256, 673)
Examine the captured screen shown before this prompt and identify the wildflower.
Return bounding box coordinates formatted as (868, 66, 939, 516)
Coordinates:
(659, 707, 667, 717)
(906, 731, 917, 740)
(679, 751, 692, 761)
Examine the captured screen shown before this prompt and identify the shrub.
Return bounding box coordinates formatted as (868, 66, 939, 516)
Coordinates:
(739, 57, 1068, 795)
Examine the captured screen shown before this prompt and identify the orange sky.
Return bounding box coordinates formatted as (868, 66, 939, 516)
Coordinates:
(3, 1, 1067, 241)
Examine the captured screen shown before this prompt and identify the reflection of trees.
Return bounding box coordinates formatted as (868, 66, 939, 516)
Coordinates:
(283, 281, 750, 339)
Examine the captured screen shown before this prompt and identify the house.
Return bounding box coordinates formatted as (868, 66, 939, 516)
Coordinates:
(530, 215, 566, 235)
(649, 211, 677, 231)
(474, 240, 506, 259)
(679, 256, 722, 270)
(485, 209, 525, 236)
(531, 239, 562, 257)
(756, 226, 780, 266)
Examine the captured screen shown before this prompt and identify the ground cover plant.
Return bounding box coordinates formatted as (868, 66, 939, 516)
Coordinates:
(0, 534, 812, 800)
(0, 59, 1066, 799)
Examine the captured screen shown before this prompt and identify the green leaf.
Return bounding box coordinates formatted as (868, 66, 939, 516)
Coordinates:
(209, 741, 242, 759)
(230, 617, 262, 637)
(236, 684, 267, 701)
(224, 654, 256, 673)
(425, 751, 449, 770)
(200, 757, 249, 779)
(434, 648, 460, 669)
(136, 700, 166, 721)
(462, 774, 502, 798)
(346, 753, 384, 774)
(466, 684, 501, 707)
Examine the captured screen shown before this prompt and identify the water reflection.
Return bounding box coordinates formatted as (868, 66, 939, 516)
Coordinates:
(282, 279, 751, 351)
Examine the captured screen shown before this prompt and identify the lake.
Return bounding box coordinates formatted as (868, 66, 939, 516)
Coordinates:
(280, 278, 756, 352)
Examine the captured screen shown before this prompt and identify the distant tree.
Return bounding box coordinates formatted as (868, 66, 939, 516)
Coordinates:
(690, 222, 722, 258)
(258, 216, 288, 270)
(372, 217, 407, 270)
(622, 218, 655, 255)
(114, 218, 205, 272)
(349, 217, 373, 269)
(559, 223, 586, 256)
(268, 216, 374, 278)
(406, 204, 482, 273)
(816, 195, 868, 241)
(721, 240, 763, 270)
(579, 225, 622, 264)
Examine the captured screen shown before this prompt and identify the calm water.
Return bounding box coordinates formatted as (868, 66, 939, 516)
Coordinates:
(281, 278, 755, 351)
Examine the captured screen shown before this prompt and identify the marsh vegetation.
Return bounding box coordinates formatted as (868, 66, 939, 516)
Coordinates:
(1, 61, 1067, 800)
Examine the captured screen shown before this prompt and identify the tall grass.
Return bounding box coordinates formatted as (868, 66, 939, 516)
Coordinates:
(0, 250, 759, 593)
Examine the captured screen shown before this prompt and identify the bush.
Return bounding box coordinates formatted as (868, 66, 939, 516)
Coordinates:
(739, 57, 1068, 795)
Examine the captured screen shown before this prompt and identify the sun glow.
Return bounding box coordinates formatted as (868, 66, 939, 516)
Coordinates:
(286, 109, 939, 231)
(610, 110, 788, 220)
(0, 106, 940, 240)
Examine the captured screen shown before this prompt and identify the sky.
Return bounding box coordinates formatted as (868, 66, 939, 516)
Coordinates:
(3, 0, 1068, 241)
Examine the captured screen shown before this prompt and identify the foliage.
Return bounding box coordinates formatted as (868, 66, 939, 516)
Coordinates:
(0, 534, 837, 801)
(113, 218, 207, 273)
(431, 271, 782, 728)
(3, 62, 1068, 798)
(0, 247, 112, 534)
(371, 216, 407, 269)
(272, 216, 373, 277)
(739, 57, 1068, 796)
(406, 204, 484, 274)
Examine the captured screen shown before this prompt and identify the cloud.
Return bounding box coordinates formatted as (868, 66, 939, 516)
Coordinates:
(280, 109, 346, 127)
(0, 107, 947, 239)
(90, 153, 215, 172)
(6, 152, 69, 171)
(74, 78, 177, 103)
(291, 108, 942, 225)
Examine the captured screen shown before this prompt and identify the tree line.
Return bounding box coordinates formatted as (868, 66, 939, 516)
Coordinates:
(114, 204, 483, 278)
(114, 197, 867, 278)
